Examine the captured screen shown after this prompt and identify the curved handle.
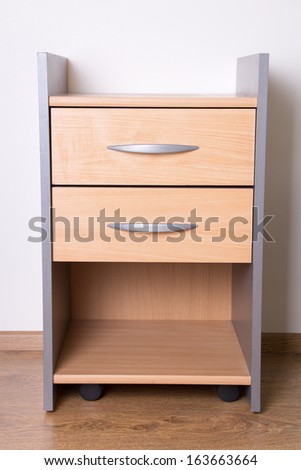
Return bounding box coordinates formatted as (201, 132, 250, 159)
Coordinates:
(107, 144, 199, 154)
(107, 223, 198, 233)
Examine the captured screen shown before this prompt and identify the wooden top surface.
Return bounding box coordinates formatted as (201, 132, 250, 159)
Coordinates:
(49, 94, 257, 108)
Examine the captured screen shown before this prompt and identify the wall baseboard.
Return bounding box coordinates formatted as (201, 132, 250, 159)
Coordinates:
(0, 332, 43, 351)
(262, 333, 301, 353)
(0, 331, 300, 353)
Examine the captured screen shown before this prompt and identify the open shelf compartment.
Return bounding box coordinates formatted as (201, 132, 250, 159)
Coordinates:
(54, 319, 250, 385)
(52, 262, 251, 387)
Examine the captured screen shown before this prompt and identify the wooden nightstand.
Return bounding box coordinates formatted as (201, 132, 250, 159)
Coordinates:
(38, 53, 269, 412)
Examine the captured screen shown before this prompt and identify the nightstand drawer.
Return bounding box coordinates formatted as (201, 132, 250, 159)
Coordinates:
(52, 187, 253, 263)
(51, 108, 255, 186)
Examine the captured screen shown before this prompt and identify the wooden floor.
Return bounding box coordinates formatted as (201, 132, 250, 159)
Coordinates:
(0, 350, 300, 449)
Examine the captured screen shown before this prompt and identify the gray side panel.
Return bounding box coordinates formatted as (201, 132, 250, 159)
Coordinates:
(37, 52, 68, 411)
(234, 54, 269, 412)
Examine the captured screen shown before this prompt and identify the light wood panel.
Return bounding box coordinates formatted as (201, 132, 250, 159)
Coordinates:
(70, 263, 232, 321)
(53, 320, 250, 385)
(52, 262, 70, 369)
(49, 93, 257, 108)
(52, 187, 253, 263)
(51, 108, 256, 186)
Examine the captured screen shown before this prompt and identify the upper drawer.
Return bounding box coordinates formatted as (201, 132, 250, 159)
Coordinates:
(51, 108, 256, 186)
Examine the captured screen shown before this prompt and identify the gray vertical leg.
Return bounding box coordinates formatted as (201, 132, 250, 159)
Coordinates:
(38, 53, 68, 411)
(234, 54, 269, 412)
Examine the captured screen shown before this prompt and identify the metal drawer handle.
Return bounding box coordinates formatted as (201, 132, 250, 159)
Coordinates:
(107, 223, 198, 233)
(107, 144, 199, 154)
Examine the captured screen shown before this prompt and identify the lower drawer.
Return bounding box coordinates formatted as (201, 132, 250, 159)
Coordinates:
(52, 187, 253, 263)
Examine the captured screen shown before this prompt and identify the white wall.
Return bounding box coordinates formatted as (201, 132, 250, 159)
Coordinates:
(0, 0, 300, 332)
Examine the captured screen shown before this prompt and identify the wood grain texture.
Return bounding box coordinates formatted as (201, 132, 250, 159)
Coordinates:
(51, 263, 70, 371)
(262, 333, 301, 353)
(0, 332, 43, 350)
(232, 264, 253, 371)
(51, 108, 255, 186)
(52, 187, 253, 263)
(0, 350, 300, 449)
(2, 332, 298, 353)
(49, 94, 257, 108)
(71, 263, 232, 321)
(53, 320, 250, 385)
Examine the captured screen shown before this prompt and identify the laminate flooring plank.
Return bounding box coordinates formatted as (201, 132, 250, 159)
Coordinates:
(0, 351, 300, 450)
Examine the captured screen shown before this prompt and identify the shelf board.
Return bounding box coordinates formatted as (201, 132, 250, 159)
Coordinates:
(54, 320, 251, 385)
(49, 94, 257, 108)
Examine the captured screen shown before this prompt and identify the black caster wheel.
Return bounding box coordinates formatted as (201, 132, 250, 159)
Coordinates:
(79, 384, 104, 401)
(217, 385, 241, 402)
